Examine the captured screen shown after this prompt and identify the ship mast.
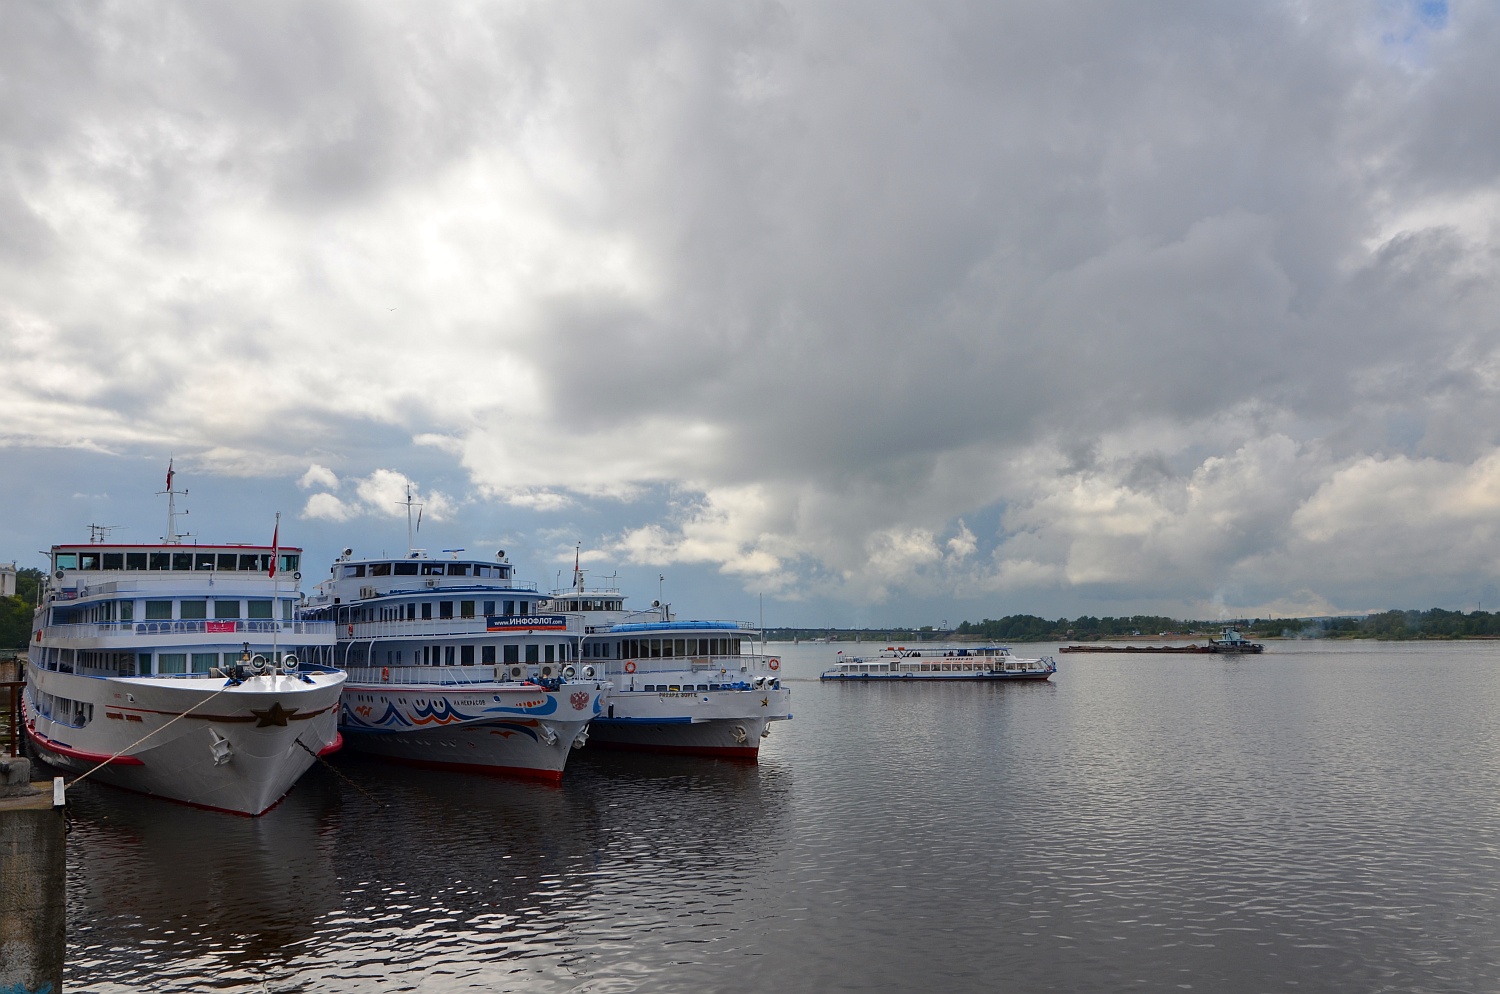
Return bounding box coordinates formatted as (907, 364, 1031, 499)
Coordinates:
(158, 459, 190, 544)
(399, 484, 425, 556)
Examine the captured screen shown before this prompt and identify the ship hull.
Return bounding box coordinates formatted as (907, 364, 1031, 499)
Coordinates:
(588, 687, 791, 760)
(25, 667, 345, 817)
(337, 679, 605, 782)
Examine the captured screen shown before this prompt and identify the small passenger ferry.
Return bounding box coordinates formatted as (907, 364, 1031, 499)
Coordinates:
(820, 645, 1056, 682)
(24, 480, 343, 816)
(539, 553, 791, 759)
(293, 495, 607, 782)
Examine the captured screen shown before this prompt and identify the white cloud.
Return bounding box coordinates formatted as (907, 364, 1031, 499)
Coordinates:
(299, 464, 340, 491)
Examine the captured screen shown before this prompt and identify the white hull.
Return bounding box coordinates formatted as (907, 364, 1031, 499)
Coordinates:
(338, 678, 605, 782)
(590, 687, 791, 758)
(25, 667, 345, 816)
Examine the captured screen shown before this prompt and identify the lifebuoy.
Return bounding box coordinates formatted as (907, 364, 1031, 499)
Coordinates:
(347, 624, 355, 636)
(768, 658, 780, 670)
(624, 660, 636, 673)
(381, 667, 390, 683)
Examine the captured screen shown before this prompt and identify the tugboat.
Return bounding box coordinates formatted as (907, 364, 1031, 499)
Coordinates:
(1207, 626, 1265, 653)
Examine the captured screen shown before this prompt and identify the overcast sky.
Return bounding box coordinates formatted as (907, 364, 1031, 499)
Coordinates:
(4, 0, 1498, 627)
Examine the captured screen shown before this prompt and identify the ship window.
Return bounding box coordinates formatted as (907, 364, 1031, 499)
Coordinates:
(483, 601, 495, 615)
(420, 603, 432, 620)
(279, 555, 299, 573)
(394, 562, 418, 576)
(460, 601, 475, 618)
(444, 646, 455, 665)
(193, 553, 213, 571)
(461, 645, 475, 665)
(422, 563, 445, 576)
(406, 603, 416, 620)
(119, 601, 133, 622)
(217, 553, 237, 570)
(215, 600, 241, 620)
(344, 564, 366, 578)
(482, 645, 496, 665)
(504, 600, 515, 616)
(447, 563, 470, 576)
(440, 602, 453, 619)
(158, 653, 187, 675)
(545, 644, 555, 663)
(525, 644, 539, 663)
(180, 600, 207, 620)
(504, 645, 519, 663)
(124, 552, 146, 570)
(145, 601, 172, 620)
(78, 553, 99, 570)
(247, 600, 272, 620)
(370, 562, 391, 576)
(191, 653, 217, 673)
(54, 553, 77, 570)
(146, 552, 167, 570)
(238, 554, 259, 570)
(171, 552, 191, 570)
(102, 553, 124, 570)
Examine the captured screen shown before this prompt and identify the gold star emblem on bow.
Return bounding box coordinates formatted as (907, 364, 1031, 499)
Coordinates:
(761, 697, 769, 707)
(251, 701, 299, 727)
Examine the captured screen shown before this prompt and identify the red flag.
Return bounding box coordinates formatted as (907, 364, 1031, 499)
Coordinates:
(166, 458, 174, 492)
(268, 517, 279, 577)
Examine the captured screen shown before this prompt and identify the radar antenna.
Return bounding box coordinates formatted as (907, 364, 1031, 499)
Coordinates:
(88, 524, 121, 544)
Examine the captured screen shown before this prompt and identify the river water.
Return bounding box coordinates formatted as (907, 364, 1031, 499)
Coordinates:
(58, 640, 1500, 993)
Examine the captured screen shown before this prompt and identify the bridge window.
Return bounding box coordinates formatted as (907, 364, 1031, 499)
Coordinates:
(447, 563, 470, 576)
(370, 563, 391, 576)
(103, 553, 124, 570)
(394, 562, 418, 576)
(343, 564, 366, 578)
(422, 563, 445, 576)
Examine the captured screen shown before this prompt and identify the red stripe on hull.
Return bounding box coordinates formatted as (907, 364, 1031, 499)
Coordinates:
(589, 740, 760, 761)
(368, 753, 565, 784)
(27, 726, 146, 766)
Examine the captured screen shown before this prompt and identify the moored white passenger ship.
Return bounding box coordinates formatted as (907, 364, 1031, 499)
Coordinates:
(296, 533, 607, 783)
(541, 560, 791, 759)
(25, 505, 343, 815)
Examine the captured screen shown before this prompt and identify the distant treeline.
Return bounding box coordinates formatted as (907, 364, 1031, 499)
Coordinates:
(0, 567, 43, 651)
(1260, 609, 1500, 640)
(772, 607, 1500, 643)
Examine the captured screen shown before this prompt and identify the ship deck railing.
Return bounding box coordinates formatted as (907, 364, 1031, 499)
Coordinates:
(343, 616, 585, 639)
(41, 620, 335, 639)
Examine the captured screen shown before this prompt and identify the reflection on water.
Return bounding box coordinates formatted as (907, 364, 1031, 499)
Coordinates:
(63, 641, 1500, 992)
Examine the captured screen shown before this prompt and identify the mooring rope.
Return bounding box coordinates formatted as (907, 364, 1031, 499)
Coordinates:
(293, 736, 382, 806)
(66, 681, 237, 787)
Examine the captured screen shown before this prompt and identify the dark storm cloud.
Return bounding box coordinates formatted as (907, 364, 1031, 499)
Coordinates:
(2, 0, 1498, 620)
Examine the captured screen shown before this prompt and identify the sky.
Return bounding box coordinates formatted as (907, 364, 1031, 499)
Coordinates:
(3, 0, 1499, 627)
